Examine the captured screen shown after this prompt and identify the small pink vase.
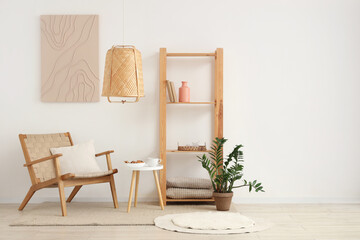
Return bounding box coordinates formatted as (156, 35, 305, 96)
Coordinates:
(179, 81, 190, 102)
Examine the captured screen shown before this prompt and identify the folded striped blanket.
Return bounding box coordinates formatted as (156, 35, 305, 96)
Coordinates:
(166, 188, 213, 199)
(166, 177, 212, 189)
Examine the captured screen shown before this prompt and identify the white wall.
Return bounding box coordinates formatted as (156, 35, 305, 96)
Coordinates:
(1, 0, 360, 203)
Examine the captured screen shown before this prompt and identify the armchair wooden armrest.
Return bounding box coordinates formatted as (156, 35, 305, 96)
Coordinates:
(23, 154, 63, 167)
(95, 150, 115, 170)
(95, 150, 114, 157)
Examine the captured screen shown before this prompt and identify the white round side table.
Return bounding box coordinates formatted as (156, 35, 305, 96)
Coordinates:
(125, 164, 164, 213)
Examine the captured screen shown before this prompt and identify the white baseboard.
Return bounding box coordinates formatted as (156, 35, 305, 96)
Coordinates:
(1, 197, 359, 204)
(0, 197, 159, 204)
(231, 197, 360, 204)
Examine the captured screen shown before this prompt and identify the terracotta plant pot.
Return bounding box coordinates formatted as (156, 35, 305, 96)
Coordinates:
(213, 192, 233, 211)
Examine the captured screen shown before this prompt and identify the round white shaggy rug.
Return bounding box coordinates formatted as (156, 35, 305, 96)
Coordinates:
(154, 212, 271, 235)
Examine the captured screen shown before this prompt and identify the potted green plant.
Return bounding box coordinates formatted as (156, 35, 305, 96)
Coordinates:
(198, 137, 264, 211)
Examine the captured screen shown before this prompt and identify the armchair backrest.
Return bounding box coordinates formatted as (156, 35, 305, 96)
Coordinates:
(19, 133, 73, 184)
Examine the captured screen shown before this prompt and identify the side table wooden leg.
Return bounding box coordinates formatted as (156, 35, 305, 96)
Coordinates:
(153, 170, 164, 210)
(134, 171, 140, 207)
(127, 171, 136, 213)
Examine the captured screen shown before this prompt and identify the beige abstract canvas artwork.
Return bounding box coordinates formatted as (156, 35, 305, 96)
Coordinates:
(41, 15, 99, 102)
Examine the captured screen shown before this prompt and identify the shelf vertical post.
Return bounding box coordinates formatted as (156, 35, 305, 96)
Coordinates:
(159, 48, 167, 205)
(215, 48, 224, 139)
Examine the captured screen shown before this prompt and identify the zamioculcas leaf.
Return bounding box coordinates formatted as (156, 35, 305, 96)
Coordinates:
(197, 137, 264, 194)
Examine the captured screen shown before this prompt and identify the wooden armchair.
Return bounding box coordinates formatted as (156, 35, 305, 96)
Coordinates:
(18, 132, 119, 216)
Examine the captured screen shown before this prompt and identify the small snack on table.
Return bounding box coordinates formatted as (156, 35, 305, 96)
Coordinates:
(124, 160, 145, 167)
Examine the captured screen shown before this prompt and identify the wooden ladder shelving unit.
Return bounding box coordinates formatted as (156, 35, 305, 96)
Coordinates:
(159, 48, 223, 205)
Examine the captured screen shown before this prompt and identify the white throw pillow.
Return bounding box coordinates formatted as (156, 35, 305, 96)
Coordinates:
(50, 140, 102, 175)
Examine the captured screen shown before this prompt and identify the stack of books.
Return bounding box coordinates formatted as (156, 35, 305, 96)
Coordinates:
(166, 80, 177, 102)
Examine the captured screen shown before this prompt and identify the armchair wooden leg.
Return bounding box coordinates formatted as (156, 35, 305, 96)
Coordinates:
(109, 175, 119, 209)
(58, 181, 67, 216)
(67, 185, 82, 203)
(18, 187, 35, 211)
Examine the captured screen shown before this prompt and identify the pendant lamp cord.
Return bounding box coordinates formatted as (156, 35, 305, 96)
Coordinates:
(123, 0, 125, 45)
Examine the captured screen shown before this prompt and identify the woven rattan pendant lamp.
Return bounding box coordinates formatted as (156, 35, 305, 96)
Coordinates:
(101, 0, 144, 103)
(102, 45, 144, 103)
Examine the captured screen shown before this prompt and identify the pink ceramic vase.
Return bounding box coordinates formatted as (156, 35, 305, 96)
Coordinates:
(179, 81, 190, 102)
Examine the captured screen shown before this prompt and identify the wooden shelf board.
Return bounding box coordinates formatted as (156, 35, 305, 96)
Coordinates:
(166, 150, 211, 153)
(167, 53, 215, 57)
(166, 198, 215, 202)
(167, 102, 215, 105)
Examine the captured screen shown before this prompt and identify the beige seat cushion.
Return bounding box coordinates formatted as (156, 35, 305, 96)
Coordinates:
(73, 170, 115, 179)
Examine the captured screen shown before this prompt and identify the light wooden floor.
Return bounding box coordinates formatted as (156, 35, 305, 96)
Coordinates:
(1, 203, 360, 240)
